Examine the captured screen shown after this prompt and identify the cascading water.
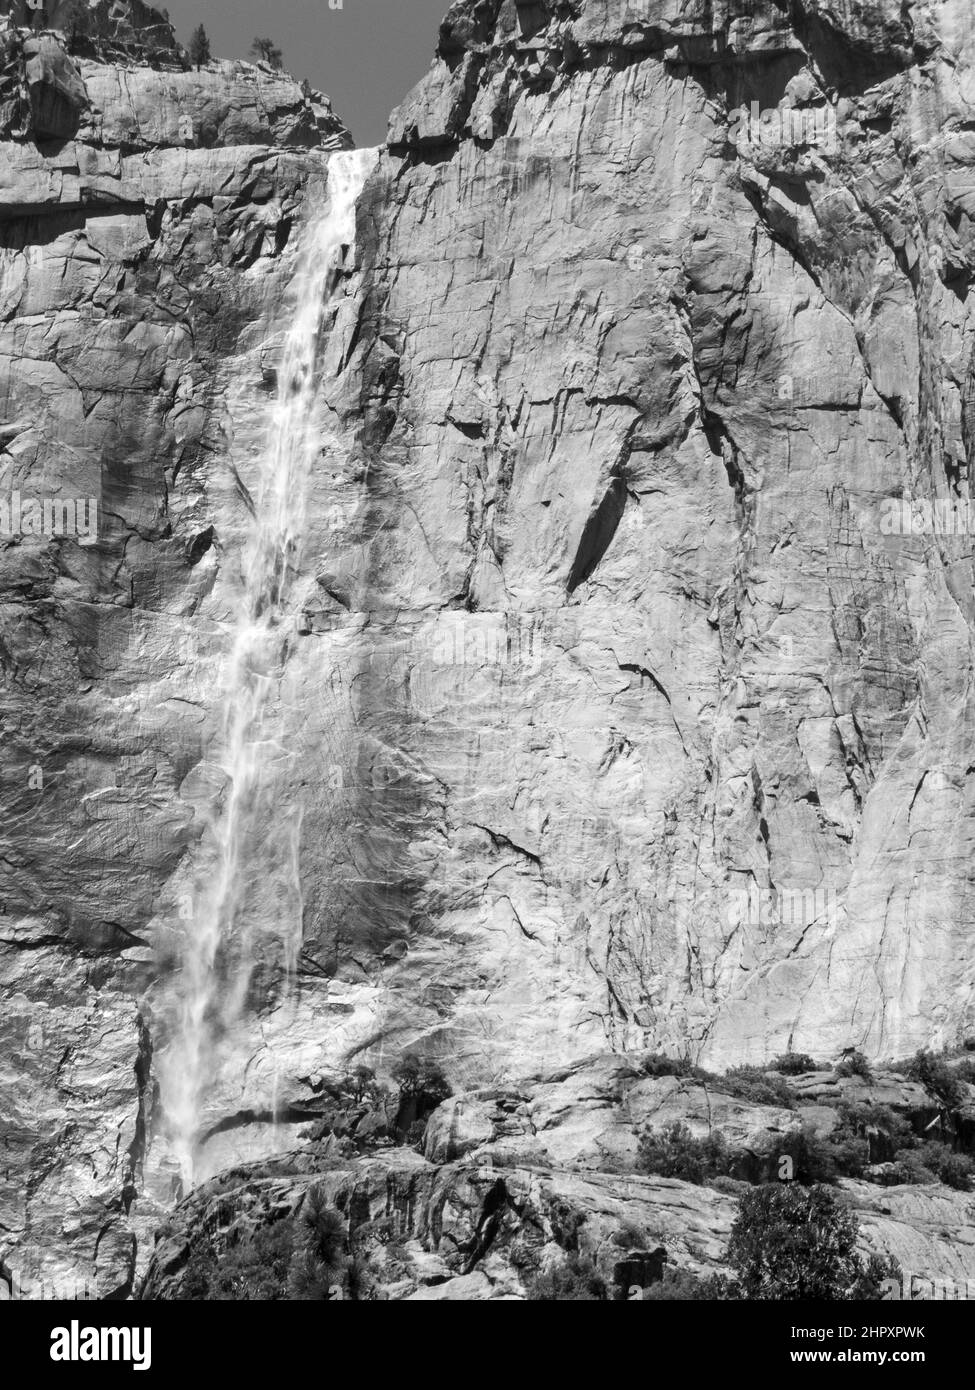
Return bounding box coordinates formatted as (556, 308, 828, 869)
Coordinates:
(159, 149, 375, 1189)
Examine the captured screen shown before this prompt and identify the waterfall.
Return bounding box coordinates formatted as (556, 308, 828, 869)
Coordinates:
(159, 148, 375, 1190)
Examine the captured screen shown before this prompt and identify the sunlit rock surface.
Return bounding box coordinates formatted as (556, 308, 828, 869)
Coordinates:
(0, 3, 350, 1295)
(3, 0, 975, 1293)
(138, 1056, 975, 1301)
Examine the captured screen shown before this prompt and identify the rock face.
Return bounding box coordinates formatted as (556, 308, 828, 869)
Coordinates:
(4, 0, 975, 1295)
(137, 1057, 975, 1301)
(345, 0, 975, 1088)
(141, 1151, 733, 1302)
(0, 5, 350, 1296)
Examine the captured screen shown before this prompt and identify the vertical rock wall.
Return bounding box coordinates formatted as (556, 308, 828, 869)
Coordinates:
(5, 0, 975, 1291)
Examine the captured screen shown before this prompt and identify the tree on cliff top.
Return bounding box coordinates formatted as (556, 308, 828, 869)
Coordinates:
(189, 24, 211, 70)
(250, 36, 283, 69)
(57, 0, 90, 48)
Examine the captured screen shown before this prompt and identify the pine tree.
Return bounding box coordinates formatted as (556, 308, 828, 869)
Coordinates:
(250, 37, 283, 70)
(57, 0, 89, 49)
(189, 24, 211, 71)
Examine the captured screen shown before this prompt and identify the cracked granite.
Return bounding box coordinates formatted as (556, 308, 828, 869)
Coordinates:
(2, 0, 975, 1293)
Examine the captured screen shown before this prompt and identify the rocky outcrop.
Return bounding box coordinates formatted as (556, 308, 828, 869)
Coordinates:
(141, 1154, 733, 1301)
(5, 0, 975, 1297)
(138, 1055, 975, 1300)
(21, 33, 87, 138)
(2, 2, 181, 67)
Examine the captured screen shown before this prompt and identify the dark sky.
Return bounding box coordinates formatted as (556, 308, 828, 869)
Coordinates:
(159, 0, 451, 146)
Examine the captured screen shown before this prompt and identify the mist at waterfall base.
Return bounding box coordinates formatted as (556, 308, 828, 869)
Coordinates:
(156, 149, 376, 1191)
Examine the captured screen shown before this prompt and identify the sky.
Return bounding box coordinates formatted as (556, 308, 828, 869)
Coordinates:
(159, 0, 451, 146)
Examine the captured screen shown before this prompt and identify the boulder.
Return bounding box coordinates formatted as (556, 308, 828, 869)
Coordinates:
(23, 35, 87, 139)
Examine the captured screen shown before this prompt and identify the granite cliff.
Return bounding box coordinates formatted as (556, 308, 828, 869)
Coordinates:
(2, 0, 975, 1297)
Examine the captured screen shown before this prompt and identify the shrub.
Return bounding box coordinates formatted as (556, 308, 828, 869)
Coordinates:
(867, 1160, 918, 1186)
(392, 1054, 452, 1138)
(890, 1148, 938, 1185)
(721, 1066, 796, 1109)
(769, 1052, 819, 1076)
(611, 1220, 647, 1250)
(917, 1143, 974, 1191)
(547, 1197, 585, 1251)
(345, 1254, 369, 1302)
(727, 1185, 893, 1300)
(638, 1121, 731, 1184)
(287, 1249, 338, 1300)
(176, 1191, 349, 1301)
(250, 37, 284, 68)
(776, 1127, 846, 1183)
(347, 1064, 378, 1102)
(851, 1252, 904, 1300)
(525, 1255, 607, 1301)
(640, 1053, 706, 1081)
(909, 1051, 964, 1109)
(788, 1103, 922, 1184)
(286, 1192, 348, 1298)
(640, 1104, 915, 1189)
(837, 1101, 915, 1152)
(640, 1268, 738, 1300)
(710, 1174, 750, 1196)
(205, 1221, 296, 1301)
(300, 1187, 346, 1268)
(179, 1241, 218, 1300)
(58, 0, 90, 48)
(820, 1134, 869, 1179)
(835, 1050, 873, 1082)
(638, 1055, 801, 1106)
(820, 1102, 916, 1177)
(392, 1054, 451, 1105)
(951, 1058, 975, 1085)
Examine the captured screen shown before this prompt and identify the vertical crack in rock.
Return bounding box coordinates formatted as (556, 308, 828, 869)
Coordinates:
(4, 0, 975, 1295)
